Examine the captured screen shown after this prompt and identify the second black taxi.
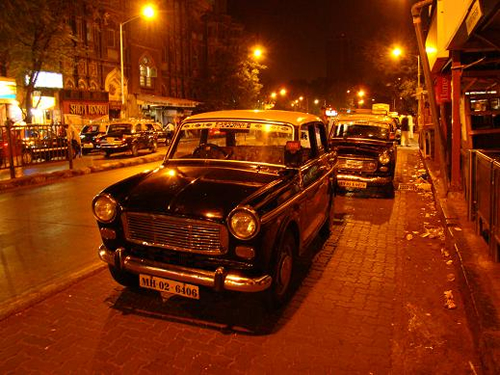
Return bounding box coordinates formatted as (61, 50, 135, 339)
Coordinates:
(93, 110, 337, 307)
(330, 113, 398, 196)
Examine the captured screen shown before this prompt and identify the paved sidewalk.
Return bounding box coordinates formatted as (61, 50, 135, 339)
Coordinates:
(424, 156, 500, 374)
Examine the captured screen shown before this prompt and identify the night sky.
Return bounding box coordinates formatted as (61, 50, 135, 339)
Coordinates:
(227, 0, 415, 83)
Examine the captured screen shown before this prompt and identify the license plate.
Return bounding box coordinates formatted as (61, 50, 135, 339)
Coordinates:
(338, 180, 367, 188)
(139, 274, 199, 300)
(83, 144, 93, 148)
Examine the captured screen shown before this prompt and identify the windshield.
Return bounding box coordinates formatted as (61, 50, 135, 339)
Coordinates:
(334, 122, 389, 141)
(170, 120, 294, 165)
(107, 123, 132, 134)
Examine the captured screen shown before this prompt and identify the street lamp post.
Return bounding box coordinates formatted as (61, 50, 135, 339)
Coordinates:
(119, 5, 156, 118)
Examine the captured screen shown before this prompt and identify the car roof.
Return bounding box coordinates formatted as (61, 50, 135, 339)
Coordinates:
(185, 110, 323, 127)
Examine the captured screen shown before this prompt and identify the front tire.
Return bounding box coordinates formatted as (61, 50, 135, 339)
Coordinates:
(108, 265, 138, 288)
(150, 140, 158, 153)
(130, 143, 139, 157)
(265, 230, 297, 309)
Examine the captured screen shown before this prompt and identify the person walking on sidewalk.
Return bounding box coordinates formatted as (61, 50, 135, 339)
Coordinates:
(401, 115, 410, 147)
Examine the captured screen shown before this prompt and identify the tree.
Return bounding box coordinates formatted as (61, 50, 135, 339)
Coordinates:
(0, 0, 83, 123)
(196, 42, 265, 112)
(362, 34, 418, 114)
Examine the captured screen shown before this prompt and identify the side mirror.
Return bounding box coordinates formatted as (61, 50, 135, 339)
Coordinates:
(284, 141, 303, 167)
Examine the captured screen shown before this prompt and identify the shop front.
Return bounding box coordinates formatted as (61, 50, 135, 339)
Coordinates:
(135, 94, 200, 126)
(59, 89, 110, 131)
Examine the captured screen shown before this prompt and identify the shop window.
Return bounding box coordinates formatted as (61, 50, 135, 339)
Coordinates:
(139, 56, 156, 88)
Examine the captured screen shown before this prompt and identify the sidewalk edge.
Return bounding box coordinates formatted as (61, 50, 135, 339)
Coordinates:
(0, 263, 106, 322)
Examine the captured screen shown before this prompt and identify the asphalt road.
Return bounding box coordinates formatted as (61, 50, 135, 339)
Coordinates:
(0, 145, 484, 374)
(0, 160, 164, 308)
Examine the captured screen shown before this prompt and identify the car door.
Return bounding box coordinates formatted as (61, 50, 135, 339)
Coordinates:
(298, 122, 332, 249)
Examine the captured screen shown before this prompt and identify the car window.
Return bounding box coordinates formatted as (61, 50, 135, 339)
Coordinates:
(108, 123, 132, 134)
(170, 121, 294, 165)
(334, 122, 390, 140)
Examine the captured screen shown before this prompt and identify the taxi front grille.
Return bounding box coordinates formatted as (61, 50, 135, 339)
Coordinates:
(337, 157, 378, 173)
(123, 212, 227, 255)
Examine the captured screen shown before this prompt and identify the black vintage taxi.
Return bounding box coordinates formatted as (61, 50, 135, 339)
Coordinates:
(330, 113, 398, 196)
(93, 110, 336, 307)
(97, 120, 158, 158)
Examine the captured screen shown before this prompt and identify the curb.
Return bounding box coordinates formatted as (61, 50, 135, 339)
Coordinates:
(0, 153, 165, 193)
(424, 154, 500, 374)
(0, 263, 106, 322)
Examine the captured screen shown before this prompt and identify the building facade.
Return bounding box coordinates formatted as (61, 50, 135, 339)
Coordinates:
(26, 0, 243, 127)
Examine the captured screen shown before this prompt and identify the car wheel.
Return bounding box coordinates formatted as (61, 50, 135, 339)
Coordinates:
(104, 151, 111, 158)
(150, 141, 158, 153)
(82, 149, 89, 155)
(130, 143, 139, 157)
(108, 265, 139, 288)
(265, 230, 297, 309)
(22, 150, 33, 165)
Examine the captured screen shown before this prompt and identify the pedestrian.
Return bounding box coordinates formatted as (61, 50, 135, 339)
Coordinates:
(408, 115, 415, 139)
(165, 122, 175, 141)
(64, 123, 82, 157)
(400, 115, 410, 147)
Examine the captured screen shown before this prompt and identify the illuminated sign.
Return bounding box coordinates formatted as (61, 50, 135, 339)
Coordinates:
(63, 101, 109, 118)
(26, 71, 63, 88)
(0, 77, 17, 102)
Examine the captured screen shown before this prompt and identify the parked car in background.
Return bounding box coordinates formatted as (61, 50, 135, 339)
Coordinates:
(146, 121, 169, 146)
(80, 123, 109, 155)
(97, 120, 158, 158)
(330, 113, 398, 196)
(93, 109, 337, 307)
(21, 127, 79, 165)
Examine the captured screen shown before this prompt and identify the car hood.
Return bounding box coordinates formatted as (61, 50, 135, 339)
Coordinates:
(331, 138, 393, 158)
(114, 163, 288, 221)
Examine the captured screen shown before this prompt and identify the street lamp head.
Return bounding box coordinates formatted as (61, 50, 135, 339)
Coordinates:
(391, 47, 403, 59)
(252, 47, 264, 60)
(142, 4, 156, 19)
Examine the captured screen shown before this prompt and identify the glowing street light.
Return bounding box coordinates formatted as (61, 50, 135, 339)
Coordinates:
(314, 99, 319, 105)
(252, 46, 264, 60)
(270, 92, 277, 99)
(391, 47, 403, 59)
(280, 88, 287, 96)
(120, 4, 156, 113)
(357, 90, 365, 98)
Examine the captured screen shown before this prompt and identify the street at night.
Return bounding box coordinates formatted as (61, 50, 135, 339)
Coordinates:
(1, 0, 499, 374)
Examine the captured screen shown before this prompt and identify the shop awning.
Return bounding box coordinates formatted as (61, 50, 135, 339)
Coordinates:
(136, 94, 200, 108)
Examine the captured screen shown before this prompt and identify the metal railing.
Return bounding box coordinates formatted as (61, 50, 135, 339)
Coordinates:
(0, 124, 76, 178)
(467, 149, 500, 262)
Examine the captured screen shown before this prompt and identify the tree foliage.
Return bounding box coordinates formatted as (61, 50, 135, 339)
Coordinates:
(362, 34, 419, 114)
(0, 0, 85, 123)
(196, 43, 265, 112)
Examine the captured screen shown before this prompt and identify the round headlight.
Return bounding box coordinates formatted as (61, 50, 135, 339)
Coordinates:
(379, 152, 391, 165)
(93, 194, 118, 223)
(228, 207, 260, 240)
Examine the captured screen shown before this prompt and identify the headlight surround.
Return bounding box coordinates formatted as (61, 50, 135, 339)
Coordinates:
(228, 206, 260, 240)
(92, 194, 118, 223)
(379, 152, 391, 165)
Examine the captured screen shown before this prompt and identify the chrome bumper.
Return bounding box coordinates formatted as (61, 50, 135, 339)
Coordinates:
(337, 173, 393, 185)
(98, 244, 272, 293)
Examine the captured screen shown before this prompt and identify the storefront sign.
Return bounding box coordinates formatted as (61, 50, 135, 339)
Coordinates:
(435, 75, 451, 104)
(466, 1, 482, 35)
(0, 78, 16, 103)
(63, 101, 109, 118)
